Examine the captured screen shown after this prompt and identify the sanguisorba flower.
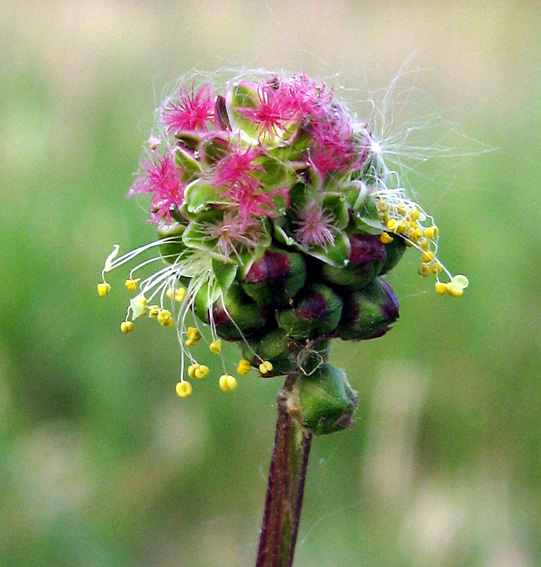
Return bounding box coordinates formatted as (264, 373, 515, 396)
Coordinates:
(97, 72, 468, 402)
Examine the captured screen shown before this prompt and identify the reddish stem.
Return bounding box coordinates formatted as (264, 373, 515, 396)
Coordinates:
(256, 374, 312, 567)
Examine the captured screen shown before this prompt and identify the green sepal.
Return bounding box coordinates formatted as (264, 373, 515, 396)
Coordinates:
(293, 363, 358, 435)
(321, 193, 349, 230)
(157, 222, 186, 265)
(175, 131, 204, 151)
(174, 148, 202, 182)
(225, 82, 260, 141)
(199, 134, 231, 167)
(345, 182, 384, 235)
(212, 259, 238, 292)
(182, 210, 230, 263)
(182, 179, 221, 215)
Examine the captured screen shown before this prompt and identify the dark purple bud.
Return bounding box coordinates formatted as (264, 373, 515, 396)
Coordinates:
(241, 248, 306, 305)
(194, 282, 268, 340)
(278, 284, 342, 339)
(337, 278, 399, 340)
(321, 233, 386, 290)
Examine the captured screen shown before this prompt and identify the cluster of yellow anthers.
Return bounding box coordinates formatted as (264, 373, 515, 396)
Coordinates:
(375, 189, 469, 298)
(97, 276, 275, 399)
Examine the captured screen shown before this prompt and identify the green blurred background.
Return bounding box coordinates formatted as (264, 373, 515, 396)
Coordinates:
(1, 1, 540, 566)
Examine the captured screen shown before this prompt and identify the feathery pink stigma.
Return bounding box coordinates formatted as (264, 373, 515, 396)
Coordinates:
(293, 202, 336, 249)
(238, 78, 301, 135)
(213, 145, 262, 189)
(129, 153, 185, 223)
(309, 108, 358, 178)
(206, 213, 263, 261)
(161, 80, 215, 133)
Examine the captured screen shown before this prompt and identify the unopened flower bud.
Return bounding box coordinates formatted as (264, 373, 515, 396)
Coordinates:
(379, 234, 407, 274)
(278, 284, 342, 339)
(241, 248, 306, 305)
(194, 283, 268, 340)
(337, 278, 399, 340)
(243, 328, 297, 376)
(293, 363, 358, 435)
(321, 233, 386, 291)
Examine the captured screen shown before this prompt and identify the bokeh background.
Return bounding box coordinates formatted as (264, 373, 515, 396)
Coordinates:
(1, 1, 540, 566)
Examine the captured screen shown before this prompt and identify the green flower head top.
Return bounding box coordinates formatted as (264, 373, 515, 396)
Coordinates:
(97, 72, 468, 415)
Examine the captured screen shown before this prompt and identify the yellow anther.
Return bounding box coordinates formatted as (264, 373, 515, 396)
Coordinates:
(435, 282, 448, 295)
(447, 274, 469, 297)
(446, 283, 464, 297)
(187, 327, 201, 340)
(120, 321, 134, 333)
(148, 305, 160, 317)
(125, 278, 140, 291)
(174, 287, 187, 302)
(431, 262, 442, 274)
(408, 208, 420, 221)
(419, 238, 430, 251)
(418, 264, 430, 277)
(412, 228, 423, 242)
(219, 374, 238, 392)
(188, 364, 198, 378)
(396, 220, 408, 234)
(166, 288, 174, 299)
(425, 225, 438, 240)
(397, 205, 406, 215)
(194, 365, 209, 380)
(176, 381, 193, 398)
(186, 338, 195, 346)
(237, 359, 251, 376)
(209, 340, 222, 354)
(386, 218, 398, 232)
(378, 202, 388, 212)
(259, 361, 274, 375)
(97, 282, 111, 296)
(422, 250, 434, 263)
(380, 232, 393, 244)
(157, 309, 172, 326)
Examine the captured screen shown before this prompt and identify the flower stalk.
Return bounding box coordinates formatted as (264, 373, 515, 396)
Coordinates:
(257, 374, 312, 567)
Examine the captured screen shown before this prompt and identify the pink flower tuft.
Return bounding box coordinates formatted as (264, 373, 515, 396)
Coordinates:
(129, 152, 185, 222)
(213, 145, 284, 221)
(161, 80, 215, 133)
(293, 201, 336, 249)
(309, 107, 362, 178)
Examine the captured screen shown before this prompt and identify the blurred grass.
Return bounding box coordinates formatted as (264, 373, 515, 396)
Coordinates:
(1, 1, 540, 566)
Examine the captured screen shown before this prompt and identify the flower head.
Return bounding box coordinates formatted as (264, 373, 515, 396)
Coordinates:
(98, 71, 468, 398)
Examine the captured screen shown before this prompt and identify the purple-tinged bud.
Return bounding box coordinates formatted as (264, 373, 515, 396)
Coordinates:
(321, 233, 386, 290)
(292, 363, 358, 435)
(194, 282, 268, 340)
(337, 278, 399, 340)
(241, 248, 306, 305)
(278, 284, 342, 339)
(243, 328, 297, 377)
(379, 235, 407, 274)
